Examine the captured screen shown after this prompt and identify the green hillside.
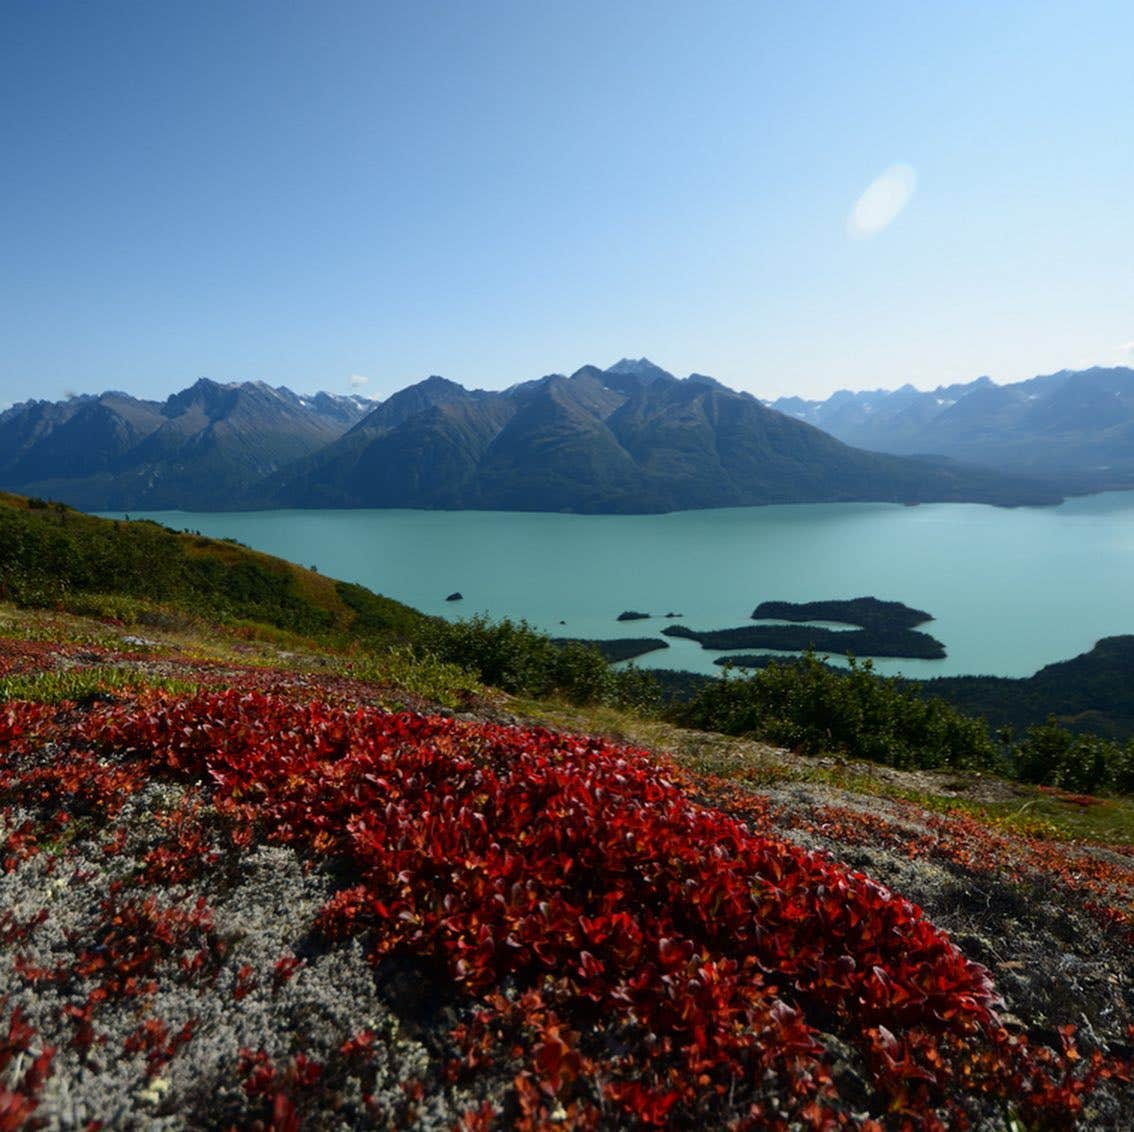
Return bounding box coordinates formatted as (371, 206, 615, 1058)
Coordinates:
(0, 491, 425, 644)
(0, 492, 645, 710)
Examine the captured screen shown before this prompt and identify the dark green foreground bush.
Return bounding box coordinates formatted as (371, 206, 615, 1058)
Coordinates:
(1014, 721, 1134, 795)
(424, 614, 660, 710)
(679, 655, 1002, 772)
(678, 655, 1134, 793)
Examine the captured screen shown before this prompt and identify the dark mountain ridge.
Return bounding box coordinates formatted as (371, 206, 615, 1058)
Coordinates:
(263, 358, 1059, 512)
(0, 380, 372, 510)
(921, 635, 1134, 741)
(1, 359, 1061, 512)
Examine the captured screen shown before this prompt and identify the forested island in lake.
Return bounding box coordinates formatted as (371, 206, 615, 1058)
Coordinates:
(665, 596, 947, 660)
(750, 597, 933, 631)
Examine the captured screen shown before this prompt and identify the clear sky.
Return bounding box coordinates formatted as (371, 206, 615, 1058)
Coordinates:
(3, 1, 1133, 406)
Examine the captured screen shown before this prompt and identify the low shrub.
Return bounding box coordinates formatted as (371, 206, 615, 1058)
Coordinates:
(422, 614, 660, 708)
(341, 645, 483, 708)
(1014, 720, 1134, 794)
(678, 654, 1003, 772)
(0, 666, 198, 704)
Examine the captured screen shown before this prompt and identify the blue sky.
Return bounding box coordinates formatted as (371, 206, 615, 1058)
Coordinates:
(3, 1, 1133, 405)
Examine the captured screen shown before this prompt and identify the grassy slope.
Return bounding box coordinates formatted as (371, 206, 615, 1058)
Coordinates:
(0, 491, 426, 645)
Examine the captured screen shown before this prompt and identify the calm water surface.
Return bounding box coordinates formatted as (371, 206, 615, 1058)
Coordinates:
(107, 493, 1134, 679)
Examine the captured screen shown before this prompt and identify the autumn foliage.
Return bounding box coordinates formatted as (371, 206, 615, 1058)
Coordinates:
(1, 648, 1131, 1127)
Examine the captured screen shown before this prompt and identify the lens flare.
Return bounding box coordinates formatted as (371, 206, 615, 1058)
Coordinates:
(847, 164, 917, 239)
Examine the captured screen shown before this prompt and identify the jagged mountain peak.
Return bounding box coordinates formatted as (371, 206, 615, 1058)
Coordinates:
(568, 364, 606, 382)
(685, 373, 728, 390)
(347, 373, 484, 436)
(605, 357, 674, 382)
(163, 377, 240, 420)
(416, 374, 466, 391)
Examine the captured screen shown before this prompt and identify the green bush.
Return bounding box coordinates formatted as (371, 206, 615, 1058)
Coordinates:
(678, 654, 1002, 772)
(609, 663, 664, 714)
(422, 614, 660, 707)
(423, 615, 553, 696)
(1013, 720, 1134, 794)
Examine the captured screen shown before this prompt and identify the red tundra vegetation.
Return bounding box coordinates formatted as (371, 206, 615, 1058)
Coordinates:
(1, 636, 1132, 1128)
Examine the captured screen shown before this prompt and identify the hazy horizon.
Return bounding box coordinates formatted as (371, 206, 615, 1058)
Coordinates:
(4, 2, 1133, 406)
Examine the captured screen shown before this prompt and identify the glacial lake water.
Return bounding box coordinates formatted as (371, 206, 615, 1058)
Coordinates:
(105, 492, 1134, 680)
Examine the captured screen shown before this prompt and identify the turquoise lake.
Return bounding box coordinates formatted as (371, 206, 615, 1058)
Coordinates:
(106, 492, 1134, 679)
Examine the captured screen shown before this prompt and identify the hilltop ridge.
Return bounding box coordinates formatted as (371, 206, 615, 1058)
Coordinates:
(255, 358, 1063, 512)
(0, 381, 372, 510)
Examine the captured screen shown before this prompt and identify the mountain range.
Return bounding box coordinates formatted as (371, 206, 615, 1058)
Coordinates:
(0, 380, 371, 510)
(0, 359, 1063, 512)
(772, 366, 1134, 493)
(264, 359, 1067, 510)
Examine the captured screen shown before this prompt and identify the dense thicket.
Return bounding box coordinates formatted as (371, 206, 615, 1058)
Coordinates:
(423, 614, 661, 711)
(680, 654, 1000, 771)
(1013, 721, 1134, 794)
(677, 655, 1134, 793)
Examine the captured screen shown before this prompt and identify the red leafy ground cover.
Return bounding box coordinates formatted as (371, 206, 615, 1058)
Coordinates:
(699, 781, 1134, 944)
(0, 639, 99, 679)
(2, 680, 1131, 1131)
